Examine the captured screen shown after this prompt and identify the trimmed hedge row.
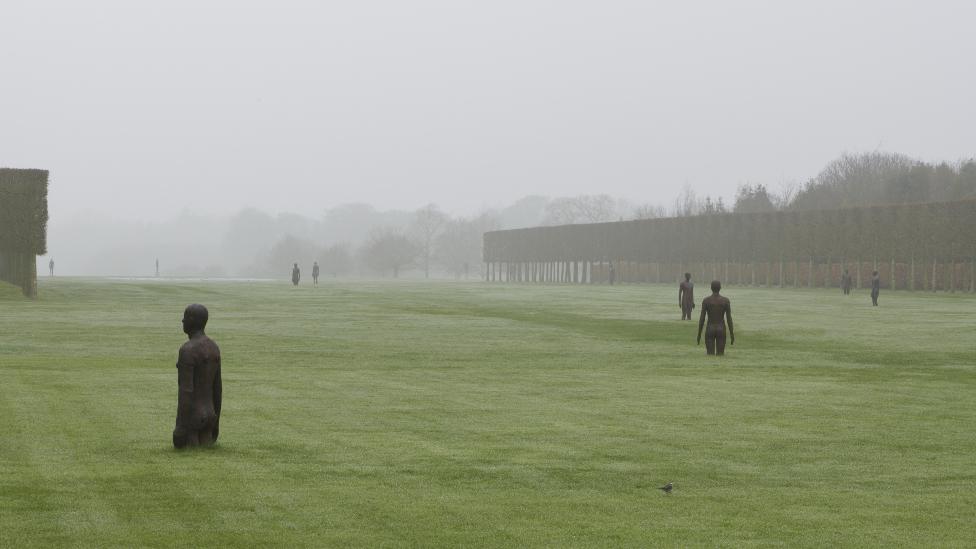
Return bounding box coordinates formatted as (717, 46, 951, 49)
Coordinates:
(0, 168, 49, 296)
(484, 199, 976, 265)
(0, 168, 49, 254)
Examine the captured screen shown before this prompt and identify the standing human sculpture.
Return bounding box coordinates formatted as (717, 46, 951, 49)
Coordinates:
(870, 270, 880, 306)
(292, 263, 301, 286)
(841, 268, 852, 295)
(697, 280, 735, 356)
(173, 304, 222, 449)
(678, 273, 695, 320)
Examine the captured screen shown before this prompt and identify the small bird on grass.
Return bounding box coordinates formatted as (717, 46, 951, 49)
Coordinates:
(659, 482, 673, 494)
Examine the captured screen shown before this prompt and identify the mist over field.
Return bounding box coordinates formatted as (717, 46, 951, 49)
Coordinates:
(42, 199, 542, 277)
(39, 151, 976, 279)
(1, 1, 973, 279)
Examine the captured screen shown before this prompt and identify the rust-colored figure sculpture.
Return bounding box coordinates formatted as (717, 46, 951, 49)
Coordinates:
(678, 273, 695, 320)
(312, 261, 320, 285)
(697, 280, 734, 355)
(841, 268, 852, 295)
(291, 263, 300, 286)
(870, 270, 880, 306)
(173, 304, 222, 449)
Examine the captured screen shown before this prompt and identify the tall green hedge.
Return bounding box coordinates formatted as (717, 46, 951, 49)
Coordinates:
(0, 168, 49, 296)
(0, 168, 49, 254)
(484, 198, 976, 273)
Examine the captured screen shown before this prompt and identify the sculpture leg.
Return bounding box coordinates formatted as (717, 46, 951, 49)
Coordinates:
(197, 415, 217, 446)
(715, 327, 727, 355)
(173, 427, 188, 449)
(705, 328, 716, 355)
(173, 426, 200, 448)
(198, 427, 215, 447)
(705, 325, 726, 355)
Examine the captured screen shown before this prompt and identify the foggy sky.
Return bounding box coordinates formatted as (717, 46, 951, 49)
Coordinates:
(2, 0, 975, 223)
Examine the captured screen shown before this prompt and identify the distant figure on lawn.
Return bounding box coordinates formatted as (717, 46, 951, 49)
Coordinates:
(48, 258, 54, 277)
(697, 280, 735, 356)
(312, 261, 320, 286)
(292, 263, 301, 286)
(678, 272, 695, 320)
(841, 268, 852, 295)
(871, 270, 880, 306)
(608, 261, 616, 285)
(173, 304, 222, 449)
(156, 258, 160, 277)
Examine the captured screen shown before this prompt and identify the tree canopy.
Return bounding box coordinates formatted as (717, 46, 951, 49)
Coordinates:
(790, 152, 976, 210)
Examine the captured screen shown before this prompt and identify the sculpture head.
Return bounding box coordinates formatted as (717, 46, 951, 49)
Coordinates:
(872, 270, 878, 276)
(182, 304, 209, 335)
(711, 280, 721, 293)
(684, 272, 691, 281)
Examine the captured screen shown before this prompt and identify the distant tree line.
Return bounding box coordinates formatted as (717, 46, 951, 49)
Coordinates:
(661, 152, 976, 217)
(790, 152, 976, 211)
(0, 168, 48, 297)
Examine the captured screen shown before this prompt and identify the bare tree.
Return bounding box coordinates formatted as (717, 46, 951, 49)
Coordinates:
(436, 212, 500, 278)
(265, 234, 318, 277)
(701, 195, 728, 215)
(673, 184, 700, 217)
(360, 227, 418, 278)
(771, 180, 800, 210)
(319, 243, 352, 277)
(411, 203, 448, 278)
(542, 194, 618, 225)
(791, 151, 916, 210)
(733, 184, 777, 213)
(633, 203, 669, 220)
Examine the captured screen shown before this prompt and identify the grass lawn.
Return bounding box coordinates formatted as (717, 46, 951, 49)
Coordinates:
(1, 278, 974, 547)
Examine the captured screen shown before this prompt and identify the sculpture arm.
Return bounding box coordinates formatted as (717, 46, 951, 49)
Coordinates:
(176, 348, 194, 421)
(213, 361, 222, 417)
(697, 306, 705, 344)
(212, 361, 222, 441)
(726, 303, 734, 345)
(678, 285, 684, 306)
